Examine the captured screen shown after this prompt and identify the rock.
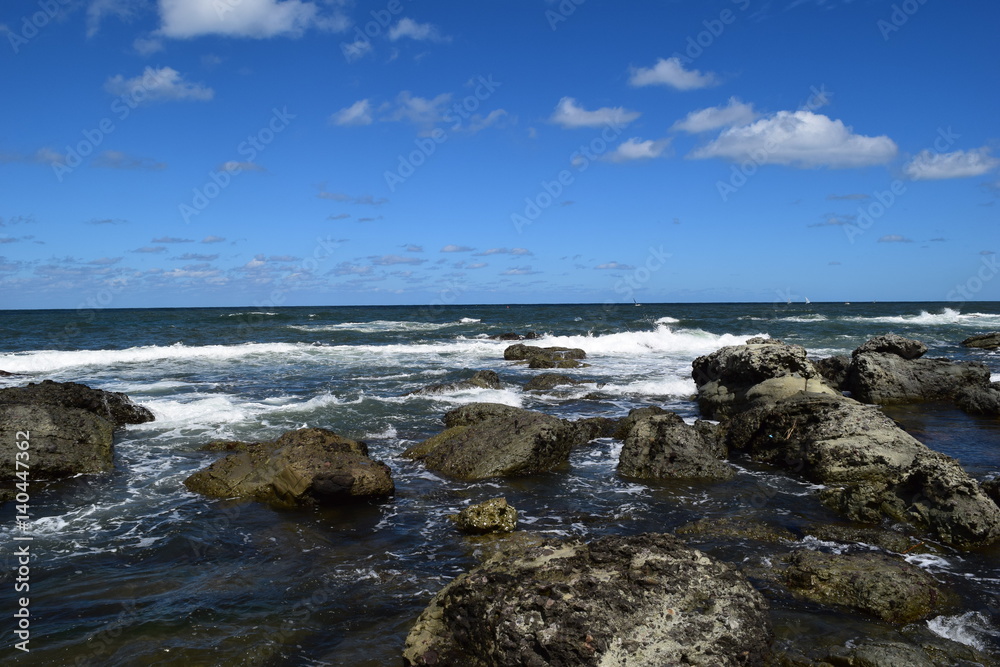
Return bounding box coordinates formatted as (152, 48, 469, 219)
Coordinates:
(814, 355, 851, 391)
(408, 370, 501, 395)
(451, 497, 517, 534)
(982, 478, 1000, 507)
(783, 550, 953, 623)
(504, 343, 588, 368)
(845, 353, 991, 405)
(675, 518, 797, 545)
(0, 370, 16, 377)
(523, 373, 581, 392)
(852, 333, 928, 360)
(403, 403, 584, 480)
(725, 394, 1000, 547)
(960, 332, 1000, 350)
(802, 524, 933, 555)
(402, 532, 772, 666)
(954, 383, 1000, 417)
(183, 427, 394, 507)
(0, 404, 115, 478)
(491, 331, 541, 341)
(527, 356, 587, 369)
(0, 379, 154, 427)
(611, 406, 670, 440)
(745, 337, 785, 345)
(570, 416, 618, 443)
(618, 412, 735, 481)
(692, 343, 838, 419)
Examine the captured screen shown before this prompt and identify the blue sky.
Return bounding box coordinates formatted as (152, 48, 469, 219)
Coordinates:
(1, 0, 998, 309)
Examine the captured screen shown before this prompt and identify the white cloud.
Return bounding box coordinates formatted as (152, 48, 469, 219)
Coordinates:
(387, 18, 448, 42)
(603, 137, 671, 163)
(330, 99, 373, 126)
(689, 110, 898, 168)
(104, 66, 214, 103)
(475, 247, 532, 256)
(595, 262, 635, 270)
(628, 57, 717, 90)
(370, 254, 426, 266)
(878, 235, 912, 243)
(133, 36, 164, 56)
(550, 97, 640, 129)
(386, 91, 452, 129)
(902, 148, 1000, 180)
(672, 97, 758, 133)
(441, 245, 474, 252)
(157, 0, 343, 39)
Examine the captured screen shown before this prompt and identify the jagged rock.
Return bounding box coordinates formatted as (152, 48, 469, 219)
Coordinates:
(783, 550, 954, 624)
(403, 403, 584, 480)
(450, 497, 517, 534)
(814, 355, 851, 391)
(491, 331, 541, 341)
(954, 383, 1000, 417)
(960, 332, 1000, 350)
(675, 518, 797, 545)
(571, 416, 618, 443)
(408, 370, 501, 395)
(746, 337, 785, 345)
(0, 379, 154, 426)
(845, 352, 991, 405)
(852, 334, 928, 360)
(692, 343, 838, 419)
(402, 532, 772, 666)
(981, 478, 1000, 507)
(523, 373, 581, 392)
(802, 524, 934, 555)
(504, 343, 588, 368)
(611, 406, 671, 440)
(725, 394, 1000, 547)
(184, 428, 394, 507)
(619, 412, 735, 481)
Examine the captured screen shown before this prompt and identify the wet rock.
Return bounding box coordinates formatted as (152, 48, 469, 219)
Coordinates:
(802, 524, 934, 555)
(814, 355, 851, 391)
(408, 370, 501, 395)
(783, 550, 953, 624)
(403, 403, 583, 480)
(0, 379, 154, 426)
(954, 383, 1000, 417)
(725, 394, 1000, 547)
(692, 343, 838, 419)
(451, 497, 517, 534)
(611, 406, 671, 440)
(746, 337, 785, 345)
(960, 331, 1000, 350)
(675, 517, 797, 545)
(570, 416, 618, 443)
(619, 412, 735, 481)
(0, 403, 115, 478)
(981, 478, 1000, 507)
(184, 428, 394, 507)
(845, 352, 991, 405)
(852, 333, 928, 360)
(491, 331, 541, 341)
(504, 343, 588, 368)
(0, 370, 16, 377)
(402, 532, 772, 666)
(523, 373, 581, 392)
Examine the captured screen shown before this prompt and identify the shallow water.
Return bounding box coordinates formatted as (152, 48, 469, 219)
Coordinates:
(1, 302, 998, 664)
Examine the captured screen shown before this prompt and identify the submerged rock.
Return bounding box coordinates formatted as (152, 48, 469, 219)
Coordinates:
(523, 373, 582, 392)
(403, 403, 585, 480)
(184, 428, 394, 507)
(725, 394, 1000, 547)
(960, 332, 1000, 350)
(403, 532, 772, 666)
(618, 412, 735, 481)
(450, 497, 517, 534)
(408, 370, 502, 395)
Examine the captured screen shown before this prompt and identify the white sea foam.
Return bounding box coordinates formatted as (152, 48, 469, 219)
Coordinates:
(458, 317, 481, 323)
(655, 316, 680, 324)
(927, 612, 1000, 651)
(597, 376, 695, 397)
(223, 311, 279, 317)
(842, 308, 1000, 327)
(288, 320, 463, 333)
(537, 325, 763, 357)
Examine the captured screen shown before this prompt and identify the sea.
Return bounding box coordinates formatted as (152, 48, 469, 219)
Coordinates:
(1, 301, 998, 665)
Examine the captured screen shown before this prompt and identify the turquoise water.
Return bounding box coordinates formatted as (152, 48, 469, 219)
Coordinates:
(0, 302, 998, 664)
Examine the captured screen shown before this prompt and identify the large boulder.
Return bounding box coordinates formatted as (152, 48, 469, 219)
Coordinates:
(403, 403, 583, 480)
(504, 344, 588, 369)
(725, 394, 1000, 547)
(523, 373, 582, 392)
(408, 370, 501, 395)
(954, 383, 1000, 417)
(845, 352, 991, 404)
(0, 379, 154, 426)
(852, 333, 928, 360)
(403, 532, 772, 666)
(692, 342, 838, 419)
(184, 428, 394, 507)
(618, 412, 735, 481)
(961, 332, 1000, 350)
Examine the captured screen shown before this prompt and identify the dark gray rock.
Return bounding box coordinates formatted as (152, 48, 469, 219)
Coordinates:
(0, 404, 114, 478)
(0, 379, 154, 426)
(403, 532, 772, 666)
(725, 394, 1000, 547)
(814, 355, 852, 391)
(618, 412, 735, 481)
(408, 370, 501, 395)
(184, 428, 394, 507)
(675, 517, 797, 545)
(571, 416, 618, 443)
(845, 353, 991, 405)
(960, 332, 1000, 350)
(450, 497, 517, 534)
(504, 343, 588, 368)
(611, 406, 671, 440)
(954, 383, 1000, 417)
(523, 373, 581, 392)
(404, 403, 583, 480)
(852, 333, 928, 360)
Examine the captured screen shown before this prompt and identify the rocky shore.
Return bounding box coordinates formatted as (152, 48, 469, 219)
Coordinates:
(3, 331, 998, 665)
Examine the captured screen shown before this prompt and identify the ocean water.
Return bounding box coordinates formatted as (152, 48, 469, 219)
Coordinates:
(0, 301, 998, 665)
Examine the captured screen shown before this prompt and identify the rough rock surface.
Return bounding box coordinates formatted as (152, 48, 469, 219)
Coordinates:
(960, 332, 1000, 350)
(692, 343, 837, 419)
(611, 406, 670, 440)
(491, 332, 541, 341)
(845, 352, 991, 404)
(852, 333, 928, 360)
(403, 532, 772, 666)
(618, 412, 735, 481)
(814, 355, 851, 391)
(523, 373, 582, 392)
(954, 383, 1000, 417)
(0, 379, 154, 426)
(504, 344, 588, 368)
(451, 497, 517, 534)
(408, 370, 501, 395)
(403, 403, 583, 480)
(725, 394, 1000, 547)
(184, 428, 394, 507)
(783, 550, 953, 623)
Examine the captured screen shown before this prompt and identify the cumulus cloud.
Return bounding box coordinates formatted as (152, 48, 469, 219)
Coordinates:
(672, 97, 758, 133)
(387, 18, 448, 42)
(330, 99, 373, 126)
(902, 148, 1000, 180)
(689, 110, 898, 168)
(628, 57, 717, 90)
(104, 66, 213, 103)
(156, 0, 346, 39)
(550, 97, 640, 129)
(385, 91, 452, 129)
(602, 137, 671, 163)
